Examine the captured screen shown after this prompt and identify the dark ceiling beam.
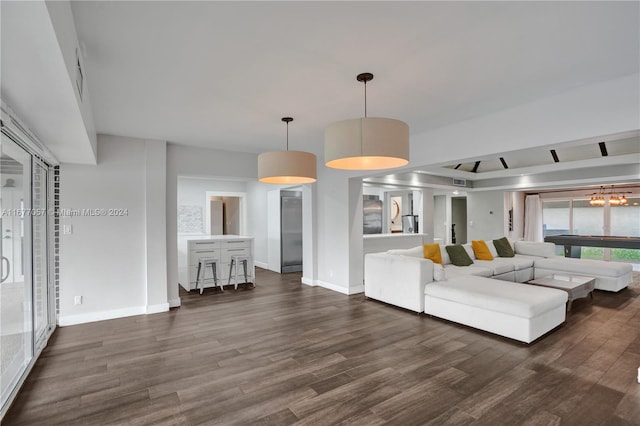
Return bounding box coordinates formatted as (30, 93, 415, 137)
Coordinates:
(499, 157, 508, 169)
(471, 161, 481, 173)
(550, 149, 560, 163)
(599, 141, 608, 157)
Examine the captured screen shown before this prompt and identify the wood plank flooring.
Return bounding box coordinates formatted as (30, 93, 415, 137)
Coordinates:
(4, 270, 640, 425)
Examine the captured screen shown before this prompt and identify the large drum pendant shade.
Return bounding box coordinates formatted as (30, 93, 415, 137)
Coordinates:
(258, 117, 317, 184)
(324, 72, 409, 171)
(324, 117, 409, 170)
(258, 150, 317, 184)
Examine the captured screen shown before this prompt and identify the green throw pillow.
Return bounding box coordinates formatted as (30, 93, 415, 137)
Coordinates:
(445, 244, 474, 266)
(493, 237, 515, 257)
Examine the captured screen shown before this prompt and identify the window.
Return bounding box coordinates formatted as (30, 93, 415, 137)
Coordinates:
(610, 197, 640, 263)
(542, 200, 569, 255)
(541, 191, 640, 264)
(572, 199, 604, 260)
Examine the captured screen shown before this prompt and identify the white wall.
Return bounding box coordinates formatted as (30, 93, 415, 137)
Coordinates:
(302, 183, 318, 287)
(467, 191, 505, 241)
(59, 135, 153, 325)
(166, 144, 258, 306)
(314, 167, 359, 294)
(433, 195, 447, 242)
(245, 181, 269, 268)
(266, 189, 281, 272)
(414, 188, 435, 243)
(362, 186, 384, 197)
(144, 139, 168, 313)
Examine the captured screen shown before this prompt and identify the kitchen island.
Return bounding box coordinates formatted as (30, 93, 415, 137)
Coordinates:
(178, 235, 254, 291)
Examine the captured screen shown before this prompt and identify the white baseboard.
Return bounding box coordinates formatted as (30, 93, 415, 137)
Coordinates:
(301, 277, 315, 286)
(146, 302, 170, 314)
(254, 260, 269, 269)
(302, 278, 364, 295)
(58, 306, 146, 326)
(169, 298, 181, 308)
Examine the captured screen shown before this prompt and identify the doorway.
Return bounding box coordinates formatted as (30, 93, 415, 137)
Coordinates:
(209, 196, 241, 235)
(204, 191, 246, 236)
(451, 197, 467, 244)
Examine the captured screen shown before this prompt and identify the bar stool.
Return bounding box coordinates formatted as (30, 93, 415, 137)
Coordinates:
(227, 255, 254, 290)
(195, 257, 222, 295)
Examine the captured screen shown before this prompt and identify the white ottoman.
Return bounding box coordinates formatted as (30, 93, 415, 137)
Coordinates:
(424, 275, 567, 343)
(534, 257, 632, 292)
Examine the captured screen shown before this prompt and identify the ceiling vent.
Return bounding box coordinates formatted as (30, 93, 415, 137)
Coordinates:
(453, 178, 466, 187)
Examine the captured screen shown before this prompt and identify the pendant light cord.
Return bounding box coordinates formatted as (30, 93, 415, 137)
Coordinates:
(364, 80, 367, 118)
(282, 117, 293, 151)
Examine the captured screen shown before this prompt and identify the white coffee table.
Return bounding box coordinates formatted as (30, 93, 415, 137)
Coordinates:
(527, 274, 596, 312)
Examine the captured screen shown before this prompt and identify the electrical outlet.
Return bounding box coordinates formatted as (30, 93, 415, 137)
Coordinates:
(63, 224, 73, 235)
(74, 296, 82, 305)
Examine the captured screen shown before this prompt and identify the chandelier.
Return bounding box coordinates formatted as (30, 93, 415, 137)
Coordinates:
(587, 186, 630, 206)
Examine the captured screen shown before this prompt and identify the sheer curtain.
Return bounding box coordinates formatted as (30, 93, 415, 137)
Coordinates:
(524, 194, 543, 242)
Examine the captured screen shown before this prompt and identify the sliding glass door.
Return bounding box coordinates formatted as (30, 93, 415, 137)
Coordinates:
(0, 132, 33, 410)
(0, 120, 55, 416)
(542, 193, 640, 264)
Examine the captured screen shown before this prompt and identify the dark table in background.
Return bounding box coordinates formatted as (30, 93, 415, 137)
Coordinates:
(544, 234, 640, 258)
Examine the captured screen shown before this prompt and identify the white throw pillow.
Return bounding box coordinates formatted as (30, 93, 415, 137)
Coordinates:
(462, 243, 476, 260)
(433, 263, 447, 281)
(387, 245, 423, 258)
(439, 245, 451, 265)
(487, 241, 499, 257)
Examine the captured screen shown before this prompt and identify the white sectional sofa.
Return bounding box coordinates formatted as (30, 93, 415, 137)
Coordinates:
(364, 238, 633, 343)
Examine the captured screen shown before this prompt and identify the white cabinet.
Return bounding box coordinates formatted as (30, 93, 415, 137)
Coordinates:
(178, 235, 254, 291)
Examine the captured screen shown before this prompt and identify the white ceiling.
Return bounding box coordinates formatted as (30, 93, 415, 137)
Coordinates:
(70, 1, 640, 158)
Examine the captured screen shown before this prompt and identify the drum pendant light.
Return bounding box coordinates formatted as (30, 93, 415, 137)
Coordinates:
(258, 117, 317, 184)
(325, 73, 409, 170)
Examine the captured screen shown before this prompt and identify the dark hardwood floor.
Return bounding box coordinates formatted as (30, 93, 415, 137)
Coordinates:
(4, 269, 640, 425)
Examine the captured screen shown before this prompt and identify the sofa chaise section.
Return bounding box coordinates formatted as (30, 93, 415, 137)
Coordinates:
(534, 257, 632, 292)
(424, 275, 568, 343)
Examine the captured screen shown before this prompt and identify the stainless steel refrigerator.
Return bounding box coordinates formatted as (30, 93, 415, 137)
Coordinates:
(363, 195, 383, 234)
(280, 190, 303, 273)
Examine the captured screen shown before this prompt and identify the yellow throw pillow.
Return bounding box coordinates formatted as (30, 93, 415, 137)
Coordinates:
(471, 240, 494, 261)
(423, 243, 443, 264)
